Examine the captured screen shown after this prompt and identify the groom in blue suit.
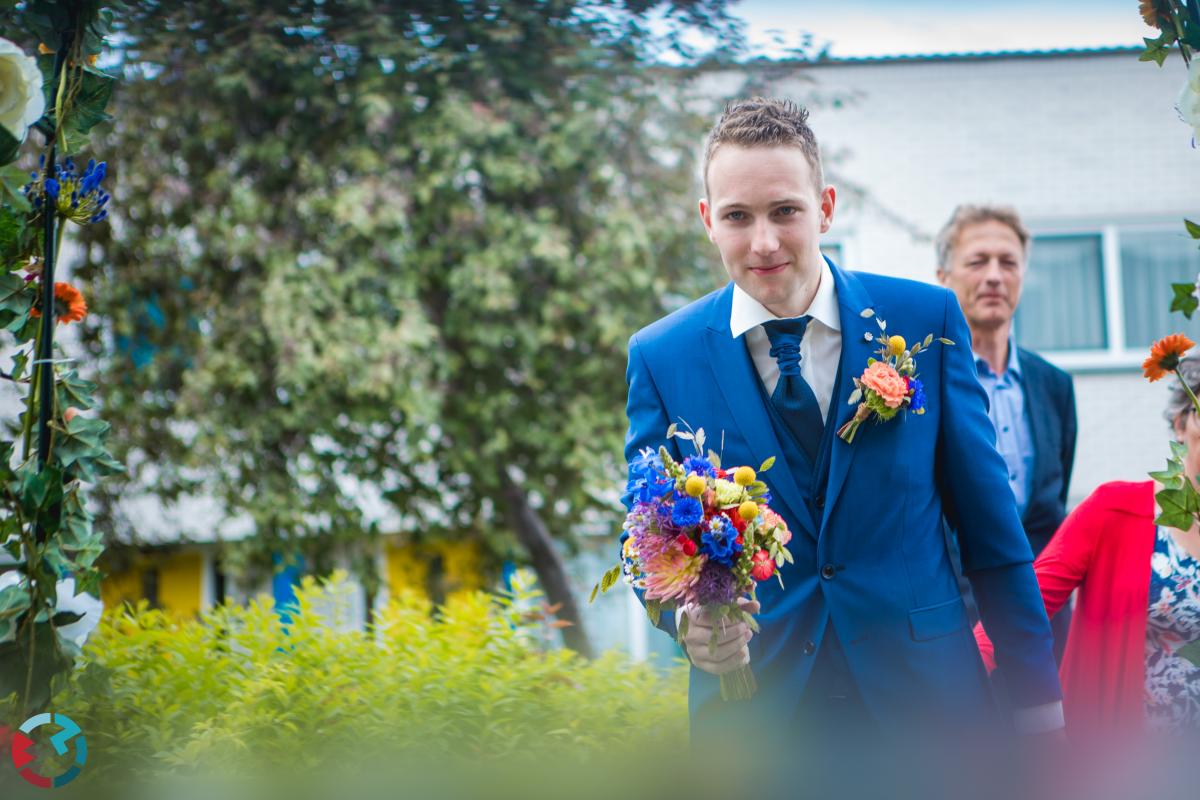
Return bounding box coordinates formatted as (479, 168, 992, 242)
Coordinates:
(622, 98, 1062, 741)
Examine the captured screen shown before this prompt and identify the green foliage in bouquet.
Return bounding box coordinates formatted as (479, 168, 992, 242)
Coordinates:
(23, 573, 687, 785)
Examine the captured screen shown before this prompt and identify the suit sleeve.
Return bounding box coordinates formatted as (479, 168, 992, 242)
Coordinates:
(974, 486, 1102, 670)
(935, 291, 1062, 708)
(621, 332, 680, 638)
(1059, 373, 1078, 510)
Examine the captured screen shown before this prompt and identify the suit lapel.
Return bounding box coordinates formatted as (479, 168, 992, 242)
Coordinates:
(703, 285, 816, 542)
(1017, 347, 1046, 525)
(821, 263, 877, 530)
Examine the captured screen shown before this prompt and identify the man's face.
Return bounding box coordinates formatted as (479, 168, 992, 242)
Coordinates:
(937, 220, 1027, 332)
(699, 144, 835, 317)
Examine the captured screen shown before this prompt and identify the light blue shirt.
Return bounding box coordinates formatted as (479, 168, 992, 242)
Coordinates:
(974, 339, 1034, 520)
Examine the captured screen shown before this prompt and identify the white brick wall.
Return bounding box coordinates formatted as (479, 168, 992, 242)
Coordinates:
(700, 49, 1200, 506)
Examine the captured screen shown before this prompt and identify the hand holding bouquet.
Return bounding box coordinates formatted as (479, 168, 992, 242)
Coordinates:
(594, 423, 794, 700)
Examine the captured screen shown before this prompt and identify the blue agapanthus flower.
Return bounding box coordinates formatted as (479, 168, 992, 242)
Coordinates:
(908, 378, 926, 413)
(700, 514, 742, 567)
(627, 448, 673, 504)
(23, 156, 110, 225)
(671, 496, 704, 528)
(681, 455, 716, 478)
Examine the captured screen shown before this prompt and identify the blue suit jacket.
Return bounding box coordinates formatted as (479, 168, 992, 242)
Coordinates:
(1017, 347, 1077, 555)
(622, 263, 1061, 729)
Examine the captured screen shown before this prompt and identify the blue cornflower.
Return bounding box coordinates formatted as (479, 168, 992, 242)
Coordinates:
(700, 515, 743, 567)
(671, 496, 704, 528)
(681, 455, 716, 478)
(908, 378, 926, 413)
(627, 448, 673, 503)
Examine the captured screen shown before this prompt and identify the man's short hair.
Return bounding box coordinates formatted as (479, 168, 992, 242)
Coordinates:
(702, 97, 824, 196)
(935, 204, 1030, 273)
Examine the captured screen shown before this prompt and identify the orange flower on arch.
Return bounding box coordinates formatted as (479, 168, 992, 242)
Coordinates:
(30, 282, 88, 325)
(1143, 333, 1195, 382)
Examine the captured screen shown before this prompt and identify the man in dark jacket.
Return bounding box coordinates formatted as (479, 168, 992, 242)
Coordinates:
(936, 204, 1078, 664)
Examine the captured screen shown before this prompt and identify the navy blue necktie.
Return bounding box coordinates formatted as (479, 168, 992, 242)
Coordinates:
(762, 317, 824, 463)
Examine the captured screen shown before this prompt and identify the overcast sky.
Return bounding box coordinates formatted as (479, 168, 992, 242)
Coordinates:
(728, 0, 1150, 58)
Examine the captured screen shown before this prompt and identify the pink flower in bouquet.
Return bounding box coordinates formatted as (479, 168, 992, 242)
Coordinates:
(761, 508, 790, 545)
(636, 528, 703, 602)
(860, 361, 907, 409)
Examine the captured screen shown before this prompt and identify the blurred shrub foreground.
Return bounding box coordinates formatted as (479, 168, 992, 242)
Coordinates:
(2, 574, 688, 794)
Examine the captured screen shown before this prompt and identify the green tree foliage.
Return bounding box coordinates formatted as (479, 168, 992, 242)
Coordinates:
(76, 1, 740, 652)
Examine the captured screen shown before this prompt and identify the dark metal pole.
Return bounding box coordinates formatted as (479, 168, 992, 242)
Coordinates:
(34, 32, 72, 545)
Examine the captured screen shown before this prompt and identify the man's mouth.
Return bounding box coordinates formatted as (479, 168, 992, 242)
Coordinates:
(749, 263, 787, 275)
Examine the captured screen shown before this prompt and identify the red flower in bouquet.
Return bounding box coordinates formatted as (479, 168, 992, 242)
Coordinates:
(750, 549, 775, 581)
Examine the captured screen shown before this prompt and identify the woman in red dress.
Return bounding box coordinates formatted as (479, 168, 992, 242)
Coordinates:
(976, 357, 1200, 737)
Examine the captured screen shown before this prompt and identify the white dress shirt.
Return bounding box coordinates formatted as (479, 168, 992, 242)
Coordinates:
(730, 257, 841, 418)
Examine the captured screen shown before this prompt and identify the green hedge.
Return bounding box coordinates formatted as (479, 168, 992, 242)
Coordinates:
(12, 573, 687, 785)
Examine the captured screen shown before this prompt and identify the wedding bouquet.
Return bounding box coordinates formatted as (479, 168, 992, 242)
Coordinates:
(593, 423, 794, 701)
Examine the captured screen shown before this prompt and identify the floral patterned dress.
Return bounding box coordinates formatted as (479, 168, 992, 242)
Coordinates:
(1144, 526, 1200, 730)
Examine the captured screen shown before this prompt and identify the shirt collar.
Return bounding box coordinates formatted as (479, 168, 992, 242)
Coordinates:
(729, 257, 841, 339)
(975, 334, 1023, 380)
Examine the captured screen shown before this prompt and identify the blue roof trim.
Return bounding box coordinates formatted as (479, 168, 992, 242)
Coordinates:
(804, 45, 1145, 66)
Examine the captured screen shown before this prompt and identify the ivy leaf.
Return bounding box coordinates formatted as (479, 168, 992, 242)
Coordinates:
(0, 271, 33, 316)
(1138, 35, 1170, 66)
(0, 583, 31, 618)
(1186, 219, 1200, 239)
(0, 620, 72, 709)
(1171, 282, 1199, 319)
(1155, 486, 1199, 530)
(55, 369, 98, 411)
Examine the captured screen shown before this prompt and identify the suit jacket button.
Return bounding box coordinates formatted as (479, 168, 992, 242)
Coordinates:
(820, 564, 836, 580)
(803, 640, 816, 656)
(815, 494, 825, 509)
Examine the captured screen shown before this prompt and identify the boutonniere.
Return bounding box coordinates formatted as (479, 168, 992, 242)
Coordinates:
(836, 309, 953, 444)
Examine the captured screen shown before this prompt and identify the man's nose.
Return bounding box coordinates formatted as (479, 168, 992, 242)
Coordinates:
(750, 221, 779, 256)
(981, 259, 1003, 284)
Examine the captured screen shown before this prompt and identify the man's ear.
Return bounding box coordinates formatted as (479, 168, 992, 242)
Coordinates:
(818, 185, 836, 233)
(699, 198, 715, 242)
(935, 268, 950, 287)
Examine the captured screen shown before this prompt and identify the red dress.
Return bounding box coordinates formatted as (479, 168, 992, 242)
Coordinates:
(975, 480, 1156, 734)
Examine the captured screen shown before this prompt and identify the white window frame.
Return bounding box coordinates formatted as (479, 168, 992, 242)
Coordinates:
(1025, 220, 1193, 372)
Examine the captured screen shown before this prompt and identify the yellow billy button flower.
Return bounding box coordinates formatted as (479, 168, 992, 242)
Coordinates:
(738, 501, 759, 522)
(733, 466, 756, 486)
(684, 475, 707, 498)
(888, 335, 906, 357)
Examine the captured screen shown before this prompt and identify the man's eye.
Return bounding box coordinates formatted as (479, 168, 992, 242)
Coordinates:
(726, 211, 746, 221)
(776, 206, 797, 216)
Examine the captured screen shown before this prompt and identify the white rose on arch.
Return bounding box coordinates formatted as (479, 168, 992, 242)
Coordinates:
(0, 37, 45, 142)
(1180, 58, 1200, 147)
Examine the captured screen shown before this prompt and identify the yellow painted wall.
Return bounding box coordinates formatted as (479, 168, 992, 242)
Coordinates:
(385, 538, 485, 603)
(101, 550, 203, 619)
(157, 552, 203, 619)
(100, 564, 143, 611)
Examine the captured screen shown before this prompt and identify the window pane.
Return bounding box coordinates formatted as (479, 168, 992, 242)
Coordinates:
(1121, 230, 1200, 348)
(1015, 235, 1107, 351)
